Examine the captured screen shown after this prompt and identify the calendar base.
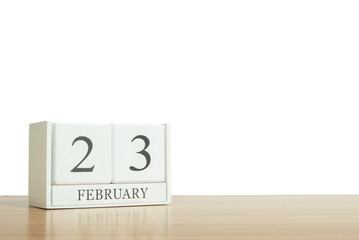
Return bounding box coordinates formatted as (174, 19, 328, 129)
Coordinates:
(48, 182, 168, 208)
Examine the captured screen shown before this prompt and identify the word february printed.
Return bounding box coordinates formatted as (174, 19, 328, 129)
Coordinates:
(77, 187, 149, 201)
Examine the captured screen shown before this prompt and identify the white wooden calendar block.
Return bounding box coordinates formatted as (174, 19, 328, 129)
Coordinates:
(52, 123, 112, 185)
(28, 121, 170, 209)
(112, 124, 166, 183)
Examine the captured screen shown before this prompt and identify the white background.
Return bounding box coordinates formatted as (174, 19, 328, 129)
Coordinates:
(1, 1, 359, 195)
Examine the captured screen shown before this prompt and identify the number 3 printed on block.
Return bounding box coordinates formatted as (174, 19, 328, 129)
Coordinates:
(130, 135, 151, 171)
(112, 124, 165, 183)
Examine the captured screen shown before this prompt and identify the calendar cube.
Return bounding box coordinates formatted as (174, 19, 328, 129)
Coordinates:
(112, 124, 166, 183)
(52, 123, 112, 185)
(29, 121, 170, 209)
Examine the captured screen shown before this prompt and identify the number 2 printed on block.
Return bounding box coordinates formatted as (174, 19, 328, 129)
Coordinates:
(70, 136, 94, 173)
(52, 123, 112, 185)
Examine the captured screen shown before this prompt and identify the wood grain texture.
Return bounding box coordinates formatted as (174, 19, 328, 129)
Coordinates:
(1, 195, 359, 239)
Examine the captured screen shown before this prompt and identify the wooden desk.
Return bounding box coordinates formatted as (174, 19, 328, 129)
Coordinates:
(1, 195, 359, 239)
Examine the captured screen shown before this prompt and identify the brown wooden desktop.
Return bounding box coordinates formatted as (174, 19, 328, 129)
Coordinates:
(1, 195, 359, 239)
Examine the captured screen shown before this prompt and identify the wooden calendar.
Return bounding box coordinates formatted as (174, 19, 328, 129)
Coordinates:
(29, 121, 171, 209)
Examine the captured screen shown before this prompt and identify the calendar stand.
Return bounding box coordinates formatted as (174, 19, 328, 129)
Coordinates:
(29, 121, 171, 209)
